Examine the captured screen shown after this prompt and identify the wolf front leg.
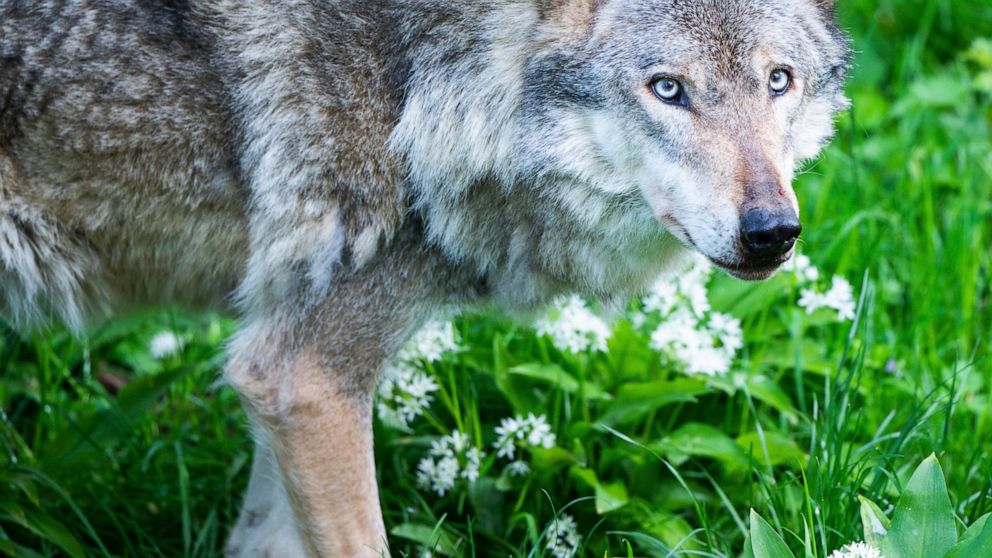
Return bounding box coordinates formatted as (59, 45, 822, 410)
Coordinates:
(225, 305, 411, 557)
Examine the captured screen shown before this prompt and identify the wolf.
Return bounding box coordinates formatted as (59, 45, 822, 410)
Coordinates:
(0, 0, 850, 555)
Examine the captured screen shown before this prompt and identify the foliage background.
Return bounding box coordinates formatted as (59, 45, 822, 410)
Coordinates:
(2, 0, 991, 556)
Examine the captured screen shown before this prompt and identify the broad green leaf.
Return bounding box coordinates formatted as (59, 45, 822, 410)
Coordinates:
(598, 378, 709, 425)
(880, 454, 957, 558)
(858, 495, 891, 549)
(507, 363, 609, 400)
(655, 423, 748, 467)
(736, 431, 805, 468)
(570, 467, 628, 514)
(391, 523, 458, 556)
(944, 513, 992, 558)
(595, 480, 629, 514)
(21, 510, 86, 558)
(741, 533, 756, 558)
(749, 510, 796, 558)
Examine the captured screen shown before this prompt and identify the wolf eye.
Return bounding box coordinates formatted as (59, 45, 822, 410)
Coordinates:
(769, 69, 792, 95)
(651, 77, 686, 105)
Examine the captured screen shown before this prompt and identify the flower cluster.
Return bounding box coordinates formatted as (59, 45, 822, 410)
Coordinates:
(416, 430, 483, 496)
(642, 257, 743, 377)
(376, 319, 459, 429)
(827, 542, 883, 558)
(376, 362, 439, 429)
(397, 319, 461, 362)
(545, 514, 581, 558)
(493, 413, 557, 476)
(787, 254, 857, 321)
(535, 295, 612, 353)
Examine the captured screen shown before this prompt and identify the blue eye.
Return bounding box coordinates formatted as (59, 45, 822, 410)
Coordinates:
(651, 77, 686, 106)
(769, 69, 792, 95)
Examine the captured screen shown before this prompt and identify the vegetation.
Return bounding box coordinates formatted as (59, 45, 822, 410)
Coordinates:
(2, 1, 991, 556)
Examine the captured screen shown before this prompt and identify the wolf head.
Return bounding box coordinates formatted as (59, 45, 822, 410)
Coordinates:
(392, 0, 851, 302)
(518, 0, 851, 280)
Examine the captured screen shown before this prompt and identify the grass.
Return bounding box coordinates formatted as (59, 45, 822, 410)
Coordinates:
(2, 1, 992, 556)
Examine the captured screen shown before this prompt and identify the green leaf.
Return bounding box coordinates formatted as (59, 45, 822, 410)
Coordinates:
(944, 513, 992, 558)
(42, 365, 194, 470)
(654, 423, 748, 467)
(595, 480, 629, 514)
(507, 363, 609, 400)
(880, 454, 957, 558)
(736, 431, 805, 468)
(570, 467, 628, 514)
(749, 510, 796, 558)
(858, 495, 891, 549)
(741, 533, 756, 558)
(21, 510, 86, 558)
(391, 523, 458, 556)
(598, 378, 709, 425)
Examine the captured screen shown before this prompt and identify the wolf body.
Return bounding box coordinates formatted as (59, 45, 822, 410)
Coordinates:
(0, 0, 850, 555)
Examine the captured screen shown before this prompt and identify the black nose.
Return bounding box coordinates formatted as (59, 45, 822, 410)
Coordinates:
(740, 208, 801, 257)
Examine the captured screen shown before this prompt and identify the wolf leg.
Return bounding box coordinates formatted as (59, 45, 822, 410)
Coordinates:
(226, 328, 390, 558)
(225, 428, 306, 558)
(224, 236, 441, 558)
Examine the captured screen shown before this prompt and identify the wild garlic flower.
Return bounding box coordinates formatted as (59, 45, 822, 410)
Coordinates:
(493, 413, 557, 461)
(827, 542, 883, 558)
(645, 255, 713, 318)
(376, 319, 458, 429)
(535, 295, 611, 353)
(149, 331, 183, 359)
(545, 514, 581, 558)
(799, 276, 857, 321)
(783, 253, 821, 283)
(376, 362, 439, 429)
(398, 319, 461, 362)
(416, 431, 483, 496)
(506, 460, 532, 477)
(644, 257, 743, 377)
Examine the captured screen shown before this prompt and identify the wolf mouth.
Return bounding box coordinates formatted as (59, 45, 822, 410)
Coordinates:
(709, 255, 791, 281)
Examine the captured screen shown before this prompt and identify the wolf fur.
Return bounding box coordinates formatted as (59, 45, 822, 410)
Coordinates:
(0, 0, 850, 555)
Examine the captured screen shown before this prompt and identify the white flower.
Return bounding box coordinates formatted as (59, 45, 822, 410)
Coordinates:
(545, 514, 581, 558)
(783, 254, 820, 283)
(649, 309, 736, 376)
(643, 280, 679, 315)
(493, 414, 556, 467)
(644, 256, 713, 318)
(416, 431, 483, 496)
(828, 542, 883, 558)
(798, 276, 857, 321)
(823, 276, 857, 321)
(535, 295, 611, 353)
(798, 288, 825, 313)
(399, 320, 461, 362)
(708, 312, 743, 355)
(506, 460, 531, 477)
(376, 362, 439, 429)
(149, 331, 183, 359)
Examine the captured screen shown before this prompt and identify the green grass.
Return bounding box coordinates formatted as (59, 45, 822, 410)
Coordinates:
(2, 1, 992, 556)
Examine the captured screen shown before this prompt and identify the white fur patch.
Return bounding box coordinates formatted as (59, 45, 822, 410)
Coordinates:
(226, 429, 306, 558)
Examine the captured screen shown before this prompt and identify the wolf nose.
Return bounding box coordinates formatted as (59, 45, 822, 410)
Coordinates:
(740, 208, 802, 257)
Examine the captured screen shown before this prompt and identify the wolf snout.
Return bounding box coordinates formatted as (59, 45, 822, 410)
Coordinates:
(740, 207, 802, 258)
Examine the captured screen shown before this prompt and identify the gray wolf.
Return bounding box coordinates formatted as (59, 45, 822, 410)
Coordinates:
(0, 0, 850, 555)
